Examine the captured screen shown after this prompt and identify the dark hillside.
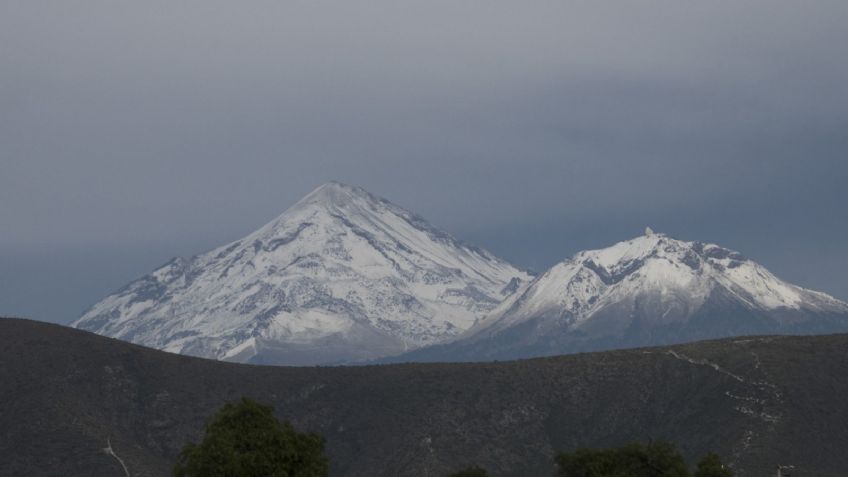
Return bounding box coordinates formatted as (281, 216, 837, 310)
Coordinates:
(1, 318, 847, 476)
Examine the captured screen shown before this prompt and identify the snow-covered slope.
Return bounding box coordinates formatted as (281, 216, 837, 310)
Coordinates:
(394, 229, 848, 362)
(73, 182, 531, 365)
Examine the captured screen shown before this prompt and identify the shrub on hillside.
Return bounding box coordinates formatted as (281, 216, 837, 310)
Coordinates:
(446, 465, 489, 477)
(555, 441, 732, 477)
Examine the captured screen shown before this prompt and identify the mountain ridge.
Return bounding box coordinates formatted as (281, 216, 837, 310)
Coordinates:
(73, 183, 848, 365)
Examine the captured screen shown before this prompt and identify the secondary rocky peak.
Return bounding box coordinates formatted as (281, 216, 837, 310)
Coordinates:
(424, 231, 848, 363)
(579, 233, 740, 270)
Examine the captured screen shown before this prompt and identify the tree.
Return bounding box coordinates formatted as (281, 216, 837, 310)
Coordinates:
(555, 441, 694, 477)
(447, 465, 489, 477)
(173, 397, 328, 477)
(694, 453, 732, 477)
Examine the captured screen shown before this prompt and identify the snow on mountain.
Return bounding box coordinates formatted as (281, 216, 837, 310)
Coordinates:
(393, 230, 848, 362)
(72, 182, 531, 365)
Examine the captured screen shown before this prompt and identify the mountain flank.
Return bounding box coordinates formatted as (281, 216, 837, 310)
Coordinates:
(3, 318, 848, 476)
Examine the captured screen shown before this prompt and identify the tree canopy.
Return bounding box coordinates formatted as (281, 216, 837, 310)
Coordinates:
(173, 397, 328, 477)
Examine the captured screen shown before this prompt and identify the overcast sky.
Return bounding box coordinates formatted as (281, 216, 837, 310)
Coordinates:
(2, 1, 847, 324)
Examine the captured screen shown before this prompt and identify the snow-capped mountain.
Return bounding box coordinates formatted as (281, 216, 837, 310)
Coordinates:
(394, 229, 848, 362)
(73, 182, 531, 365)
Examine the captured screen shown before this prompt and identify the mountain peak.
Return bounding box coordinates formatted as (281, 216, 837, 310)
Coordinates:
(294, 181, 375, 208)
(499, 232, 835, 327)
(261, 182, 392, 235)
(577, 232, 676, 272)
(313, 180, 361, 194)
(74, 182, 530, 365)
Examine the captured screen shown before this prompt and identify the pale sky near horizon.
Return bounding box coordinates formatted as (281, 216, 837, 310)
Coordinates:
(2, 1, 847, 323)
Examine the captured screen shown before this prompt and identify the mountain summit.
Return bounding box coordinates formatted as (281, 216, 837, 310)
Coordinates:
(73, 182, 531, 365)
(394, 231, 848, 362)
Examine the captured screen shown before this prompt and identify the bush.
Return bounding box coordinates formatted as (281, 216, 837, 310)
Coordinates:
(555, 441, 731, 477)
(173, 397, 328, 477)
(447, 465, 489, 477)
(694, 453, 733, 477)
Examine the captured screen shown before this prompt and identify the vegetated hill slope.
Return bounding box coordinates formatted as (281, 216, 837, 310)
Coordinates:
(2, 318, 847, 477)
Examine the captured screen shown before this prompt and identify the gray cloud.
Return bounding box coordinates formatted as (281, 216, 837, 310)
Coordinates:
(2, 1, 847, 322)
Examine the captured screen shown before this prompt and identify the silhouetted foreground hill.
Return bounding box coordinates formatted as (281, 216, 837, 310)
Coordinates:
(2, 318, 847, 476)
